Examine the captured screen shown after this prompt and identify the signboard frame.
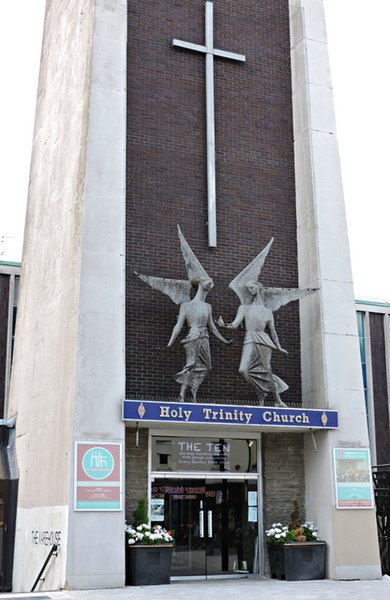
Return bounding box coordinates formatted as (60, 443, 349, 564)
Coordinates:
(333, 447, 374, 510)
(123, 399, 338, 430)
(74, 441, 123, 512)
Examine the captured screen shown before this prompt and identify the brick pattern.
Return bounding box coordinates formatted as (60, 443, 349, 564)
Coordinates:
(126, 0, 301, 405)
(125, 427, 149, 523)
(262, 432, 305, 574)
(370, 314, 390, 464)
(0, 275, 10, 417)
(263, 432, 305, 527)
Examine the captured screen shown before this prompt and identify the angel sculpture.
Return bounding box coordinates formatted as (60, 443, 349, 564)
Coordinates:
(219, 239, 315, 407)
(135, 226, 231, 403)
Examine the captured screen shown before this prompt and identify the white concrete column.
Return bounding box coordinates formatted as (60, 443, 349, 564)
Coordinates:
(65, 0, 127, 589)
(9, 0, 126, 591)
(289, 0, 381, 579)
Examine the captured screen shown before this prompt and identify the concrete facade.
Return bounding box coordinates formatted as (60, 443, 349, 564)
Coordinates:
(6, 0, 381, 592)
(290, 0, 380, 579)
(8, 0, 126, 591)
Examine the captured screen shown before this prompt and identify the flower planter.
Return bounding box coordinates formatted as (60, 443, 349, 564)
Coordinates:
(268, 541, 326, 581)
(125, 544, 173, 586)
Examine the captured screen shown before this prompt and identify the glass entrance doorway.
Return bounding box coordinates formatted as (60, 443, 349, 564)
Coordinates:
(151, 477, 259, 577)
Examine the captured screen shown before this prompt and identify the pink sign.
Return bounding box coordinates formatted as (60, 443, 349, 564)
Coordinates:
(75, 442, 122, 511)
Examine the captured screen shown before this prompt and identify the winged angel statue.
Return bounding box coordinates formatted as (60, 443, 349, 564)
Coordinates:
(219, 239, 315, 407)
(135, 226, 231, 402)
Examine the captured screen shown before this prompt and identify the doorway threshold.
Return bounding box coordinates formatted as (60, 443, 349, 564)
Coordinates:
(171, 573, 249, 581)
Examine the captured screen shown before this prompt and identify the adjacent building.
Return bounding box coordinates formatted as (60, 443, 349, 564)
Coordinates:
(0, 261, 20, 418)
(356, 300, 390, 466)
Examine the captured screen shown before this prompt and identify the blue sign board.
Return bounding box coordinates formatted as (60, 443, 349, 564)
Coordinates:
(123, 399, 338, 430)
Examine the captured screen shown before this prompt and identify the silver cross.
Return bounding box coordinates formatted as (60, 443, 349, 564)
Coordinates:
(173, 1, 246, 247)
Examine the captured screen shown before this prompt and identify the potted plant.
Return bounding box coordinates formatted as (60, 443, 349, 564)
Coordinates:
(125, 499, 174, 586)
(265, 501, 326, 581)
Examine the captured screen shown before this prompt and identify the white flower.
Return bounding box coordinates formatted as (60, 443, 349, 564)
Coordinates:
(126, 522, 173, 545)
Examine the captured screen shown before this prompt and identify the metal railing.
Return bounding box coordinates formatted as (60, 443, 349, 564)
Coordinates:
(31, 543, 59, 592)
(372, 464, 390, 575)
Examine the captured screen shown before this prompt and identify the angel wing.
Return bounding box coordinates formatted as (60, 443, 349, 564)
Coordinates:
(177, 225, 210, 283)
(229, 238, 274, 304)
(262, 287, 316, 312)
(134, 272, 192, 305)
(134, 227, 210, 305)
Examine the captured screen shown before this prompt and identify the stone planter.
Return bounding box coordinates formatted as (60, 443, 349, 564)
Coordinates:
(125, 544, 173, 586)
(268, 541, 326, 581)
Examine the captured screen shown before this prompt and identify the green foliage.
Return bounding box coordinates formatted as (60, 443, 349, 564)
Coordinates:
(132, 498, 148, 527)
(265, 521, 320, 544)
(126, 523, 174, 545)
(266, 500, 320, 544)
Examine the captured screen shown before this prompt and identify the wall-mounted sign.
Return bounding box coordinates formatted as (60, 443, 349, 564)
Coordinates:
(123, 399, 338, 430)
(333, 448, 374, 509)
(74, 442, 122, 511)
(248, 490, 258, 522)
(151, 498, 165, 522)
(151, 436, 257, 473)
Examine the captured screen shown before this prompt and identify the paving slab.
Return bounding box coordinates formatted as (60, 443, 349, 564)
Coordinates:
(1, 577, 390, 600)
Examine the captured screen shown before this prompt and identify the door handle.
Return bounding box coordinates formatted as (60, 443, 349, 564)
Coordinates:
(199, 510, 204, 538)
(207, 510, 213, 538)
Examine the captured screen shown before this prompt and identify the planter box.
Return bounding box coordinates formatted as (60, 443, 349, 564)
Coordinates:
(268, 542, 326, 581)
(126, 544, 173, 586)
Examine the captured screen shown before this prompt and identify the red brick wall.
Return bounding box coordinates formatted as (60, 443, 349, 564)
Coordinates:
(126, 0, 300, 404)
(0, 275, 10, 416)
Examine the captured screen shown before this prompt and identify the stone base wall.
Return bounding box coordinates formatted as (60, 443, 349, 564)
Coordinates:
(263, 432, 305, 527)
(125, 427, 149, 524)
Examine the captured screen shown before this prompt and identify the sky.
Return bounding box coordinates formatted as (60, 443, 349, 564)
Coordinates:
(0, 1, 389, 301)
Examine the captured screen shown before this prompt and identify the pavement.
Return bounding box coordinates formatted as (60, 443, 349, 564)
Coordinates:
(1, 576, 390, 600)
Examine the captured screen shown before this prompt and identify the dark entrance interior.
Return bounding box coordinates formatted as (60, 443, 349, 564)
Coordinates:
(0, 423, 18, 591)
(151, 477, 258, 577)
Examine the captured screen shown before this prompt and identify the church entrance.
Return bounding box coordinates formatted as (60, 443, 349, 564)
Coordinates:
(150, 435, 260, 578)
(151, 477, 258, 578)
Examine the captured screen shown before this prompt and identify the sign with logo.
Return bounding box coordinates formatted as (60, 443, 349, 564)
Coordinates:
(333, 448, 374, 509)
(74, 442, 122, 511)
(123, 399, 338, 430)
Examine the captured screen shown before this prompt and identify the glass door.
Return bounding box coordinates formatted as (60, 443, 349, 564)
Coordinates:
(151, 478, 206, 576)
(204, 479, 258, 576)
(151, 477, 258, 577)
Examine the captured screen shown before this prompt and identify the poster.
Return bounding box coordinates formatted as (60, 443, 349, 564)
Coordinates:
(248, 506, 258, 523)
(74, 442, 122, 511)
(151, 498, 165, 522)
(248, 490, 258, 522)
(333, 448, 374, 509)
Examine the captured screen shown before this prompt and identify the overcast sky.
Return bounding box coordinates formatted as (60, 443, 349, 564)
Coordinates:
(0, 1, 389, 301)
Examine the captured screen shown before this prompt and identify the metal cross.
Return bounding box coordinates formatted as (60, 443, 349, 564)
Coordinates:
(172, 1, 246, 247)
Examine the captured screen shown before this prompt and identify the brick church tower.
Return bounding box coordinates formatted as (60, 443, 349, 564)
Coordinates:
(8, 0, 380, 591)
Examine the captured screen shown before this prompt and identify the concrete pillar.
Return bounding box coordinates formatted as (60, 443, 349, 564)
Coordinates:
(289, 0, 381, 579)
(8, 0, 126, 590)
